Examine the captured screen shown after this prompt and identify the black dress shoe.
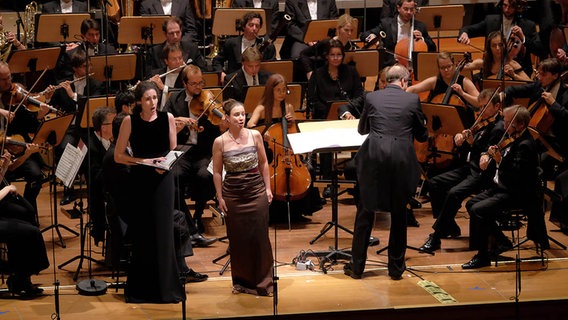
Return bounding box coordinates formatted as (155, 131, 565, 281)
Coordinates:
(194, 218, 205, 234)
(368, 236, 380, 247)
(462, 254, 491, 269)
(389, 273, 403, 280)
(184, 269, 208, 283)
(191, 234, 217, 247)
(7, 276, 44, 297)
(419, 233, 441, 253)
(343, 264, 361, 279)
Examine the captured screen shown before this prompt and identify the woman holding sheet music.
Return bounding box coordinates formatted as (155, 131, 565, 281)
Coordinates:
(114, 81, 183, 303)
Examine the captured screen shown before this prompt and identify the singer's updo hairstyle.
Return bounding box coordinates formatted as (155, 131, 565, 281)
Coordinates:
(222, 99, 244, 117)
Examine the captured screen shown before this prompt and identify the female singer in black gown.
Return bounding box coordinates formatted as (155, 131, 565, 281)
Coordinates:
(114, 81, 183, 303)
(212, 99, 274, 296)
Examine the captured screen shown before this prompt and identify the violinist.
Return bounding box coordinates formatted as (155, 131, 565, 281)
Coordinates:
(463, 105, 545, 269)
(163, 65, 222, 237)
(299, 14, 359, 80)
(458, 0, 545, 77)
(419, 89, 504, 254)
(503, 58, 568, 172)
(0, 61, 49, 217)
(360, 0, 436, 69)
(407, 52, 479, 121)
(223, 47, 271, 103)
(212, 12, 277, 81)
(0, 151, 50, 297)
(463, 31, 530, 82)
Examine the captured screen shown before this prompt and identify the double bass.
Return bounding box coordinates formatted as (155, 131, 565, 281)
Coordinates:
(262, 103, 311, 202)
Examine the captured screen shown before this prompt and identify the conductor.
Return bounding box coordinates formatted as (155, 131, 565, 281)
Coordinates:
(344, 65, 428, 280)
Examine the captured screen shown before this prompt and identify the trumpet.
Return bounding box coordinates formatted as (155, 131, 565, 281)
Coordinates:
(128, 62, 189, 92)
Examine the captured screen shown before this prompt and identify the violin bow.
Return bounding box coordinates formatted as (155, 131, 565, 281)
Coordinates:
(470, 86, 501, 129)
(9, 67, 48, 115)
(196, 71, 239, 122)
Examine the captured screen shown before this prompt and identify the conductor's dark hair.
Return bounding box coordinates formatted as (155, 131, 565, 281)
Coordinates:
(92, 106, 116, 132)
(80, 18, 100, 35)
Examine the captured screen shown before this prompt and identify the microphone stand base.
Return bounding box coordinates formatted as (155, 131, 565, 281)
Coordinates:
(76, 279, 108, 296)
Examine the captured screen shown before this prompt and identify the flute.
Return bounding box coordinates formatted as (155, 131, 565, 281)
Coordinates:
(129, 61, 190, 92)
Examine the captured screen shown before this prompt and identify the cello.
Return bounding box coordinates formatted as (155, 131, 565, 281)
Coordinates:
(263, 103, 311, 202)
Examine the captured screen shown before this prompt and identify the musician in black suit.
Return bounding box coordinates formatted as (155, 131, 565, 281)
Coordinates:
(344, 65, 428, 280)
(280, 0, 339, 59)
(380, 0, 428, 19)
(212, 12, 276, 81)
(231, 0, 280, 33)
(462, 105, 546, 269)
(163, 65, 223, 235)
(147, 43, 186, 110)
(419, 89, 504, 254)
(223, 47, 271, 103)
(148, 17, 207, 77)
(137, 0, 198, 42)
(361, 0, 436, 69)
(42, 0, 88, 13)
(458, 0, 545, 77)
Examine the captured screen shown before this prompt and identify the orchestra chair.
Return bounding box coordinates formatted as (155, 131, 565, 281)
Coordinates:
(260, 60, 294, 83)
(326, 100, 348, 121)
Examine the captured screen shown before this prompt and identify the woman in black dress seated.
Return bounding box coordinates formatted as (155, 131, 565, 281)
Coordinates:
(114, 81, 184, 303)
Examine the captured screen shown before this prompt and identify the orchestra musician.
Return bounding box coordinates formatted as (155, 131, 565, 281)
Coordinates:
(344, 65, 428, 280)
(246, 73, 295, 129)
(147, 17, 207, 77)
(137, 0, 199, 43)
(279, 0, 339, 60)
(462, 105, 546, 269)
(231, 0, 280, 33)
(0, 61, 50, 220)
(458, 0, 545, 77)
(223, 46, 271, 103)
(380, 0, 428, 19)
(0, 15, 26, 53)
(163, 65, 223, 236)
(419, 89, 505, 254)
(299, 13, 359, 80)
(212, 11, 277, 82)
(361, 0, 436, 69)
(42, 0, 88, 13)
(463, 31, 531, 82)
(0, 151, 49, 297)
(148, 43, 186, 110)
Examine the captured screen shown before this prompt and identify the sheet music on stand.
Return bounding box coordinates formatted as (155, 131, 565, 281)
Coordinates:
(288, 120, 367, 154)
(56, 141, 88, 188)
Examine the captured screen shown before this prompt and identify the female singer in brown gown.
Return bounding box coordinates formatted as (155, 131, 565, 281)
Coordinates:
(212, 99, 274, 296)
(114, 81, 183, 303)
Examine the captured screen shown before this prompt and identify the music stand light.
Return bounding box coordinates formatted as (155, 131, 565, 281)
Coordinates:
(211, 9, 267, 36)
(36, 13, 90, 43)
(7, 47, 61, 74)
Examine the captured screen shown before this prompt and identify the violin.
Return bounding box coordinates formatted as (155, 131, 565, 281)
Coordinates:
(3, 83, 61, 116)
(184, 90, 224, 132)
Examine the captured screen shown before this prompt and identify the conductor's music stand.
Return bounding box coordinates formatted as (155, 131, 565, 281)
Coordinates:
(7, 47, 61, 74)
(38, 113, 79, 248)
(415, 5, 464, 50)
(211, 9, 267, 36)
(36, 13, 90, 43)
(290, 120, 365, 271)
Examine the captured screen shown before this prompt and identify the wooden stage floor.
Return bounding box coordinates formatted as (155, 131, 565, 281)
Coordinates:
(1, 181, 568, 319)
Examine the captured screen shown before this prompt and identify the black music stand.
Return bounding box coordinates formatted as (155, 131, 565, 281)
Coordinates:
(38, 114, 79, 248)
(36, 13, 90, 43)
(211, 9, 267, 36)
(304, 19, 338, 43)
(7, 47, 61, 74)
(290, 120, 365, 271)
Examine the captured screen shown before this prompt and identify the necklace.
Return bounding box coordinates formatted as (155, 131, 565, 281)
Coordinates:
(227, 130, 242, 144)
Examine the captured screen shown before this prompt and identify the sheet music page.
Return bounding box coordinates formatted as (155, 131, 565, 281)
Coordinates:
(56, 142, 88, 188)
(136, 150, 183, 170)
(288, 127, 368, 154)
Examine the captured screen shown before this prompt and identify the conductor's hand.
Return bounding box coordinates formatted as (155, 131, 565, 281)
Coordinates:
(342, 112, 356, 120)
(458, 32, 470, 45)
